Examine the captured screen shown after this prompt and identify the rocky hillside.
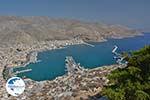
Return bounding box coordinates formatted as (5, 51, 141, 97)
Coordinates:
(0, 16, 142, 45)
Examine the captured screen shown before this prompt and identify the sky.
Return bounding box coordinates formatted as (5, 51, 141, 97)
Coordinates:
(0, 0, 149, 29)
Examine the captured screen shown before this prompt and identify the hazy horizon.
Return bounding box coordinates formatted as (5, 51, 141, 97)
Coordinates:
(0, 0, 149, 30)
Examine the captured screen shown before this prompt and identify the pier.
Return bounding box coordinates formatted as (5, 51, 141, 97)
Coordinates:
(84, 42, 95, 47)
(112, 45, 127, 66)
(14, 69, 32, 74)
(65, 56, 85, 74)
(112, 45, 118, 53)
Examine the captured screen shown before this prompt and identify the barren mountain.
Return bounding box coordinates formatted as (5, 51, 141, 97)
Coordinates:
(0, 16, 142, 45)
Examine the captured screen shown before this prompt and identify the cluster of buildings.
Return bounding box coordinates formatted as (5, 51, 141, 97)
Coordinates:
(5, 56, 124, 100)
(0, 39, 126, 100)
(0, 39, 84, 99)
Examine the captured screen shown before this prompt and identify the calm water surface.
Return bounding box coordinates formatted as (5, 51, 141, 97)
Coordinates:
(14, 33, 150, 81)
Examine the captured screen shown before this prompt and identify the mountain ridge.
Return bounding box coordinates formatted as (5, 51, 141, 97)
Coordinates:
(0, 16, 142, 45)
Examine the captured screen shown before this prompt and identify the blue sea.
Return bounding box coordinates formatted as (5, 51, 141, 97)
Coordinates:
(14, 33, 150, 81)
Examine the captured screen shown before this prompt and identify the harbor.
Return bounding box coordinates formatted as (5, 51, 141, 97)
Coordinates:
(0, 33, 150, 99)
(10, 56, 125, 100)
(11, 33, 150, 81)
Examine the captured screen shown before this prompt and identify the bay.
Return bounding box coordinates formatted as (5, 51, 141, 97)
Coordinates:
(14, 33, 150, 81)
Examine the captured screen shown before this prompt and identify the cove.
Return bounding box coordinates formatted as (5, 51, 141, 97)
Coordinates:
(14, 33, 150, 81)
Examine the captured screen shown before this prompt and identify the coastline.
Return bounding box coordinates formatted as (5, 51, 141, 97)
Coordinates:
(2, 33, 145, 79)
(1, 39, 89, 79)
(0, 32, 145, 78)
(11, 39, 100, 70)
(7, 64, 126, 100)
(0, 33, 146, 99)
(107, 32, 143, 40)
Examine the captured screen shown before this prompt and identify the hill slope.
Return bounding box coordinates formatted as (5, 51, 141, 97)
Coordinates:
(0, 16, 142, 45)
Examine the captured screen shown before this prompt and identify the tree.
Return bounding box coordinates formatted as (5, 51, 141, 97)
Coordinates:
(101, 46, 150, 100)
